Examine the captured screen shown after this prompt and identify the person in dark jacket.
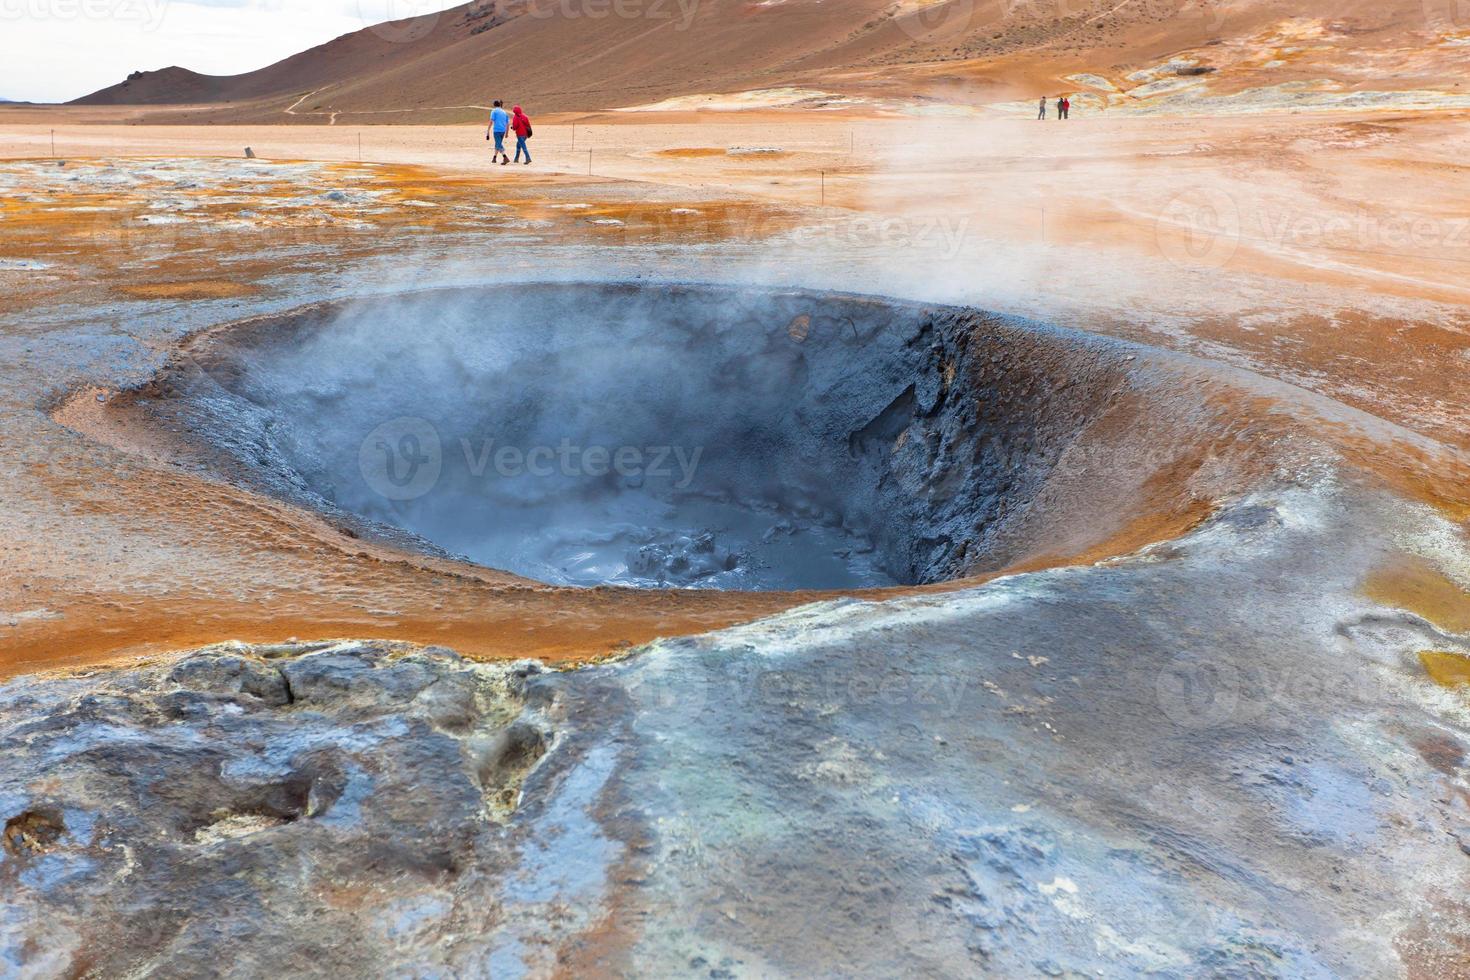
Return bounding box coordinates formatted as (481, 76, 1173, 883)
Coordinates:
(511, 105, 533, 165)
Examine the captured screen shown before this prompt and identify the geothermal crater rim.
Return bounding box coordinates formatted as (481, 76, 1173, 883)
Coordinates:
(73, 282, 1226, 594)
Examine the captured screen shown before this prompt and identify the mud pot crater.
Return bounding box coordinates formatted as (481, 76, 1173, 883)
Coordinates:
(88, 283, 1228, 591)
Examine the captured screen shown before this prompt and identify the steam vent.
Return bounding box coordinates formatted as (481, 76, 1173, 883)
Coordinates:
(6, 4, 1470, 972)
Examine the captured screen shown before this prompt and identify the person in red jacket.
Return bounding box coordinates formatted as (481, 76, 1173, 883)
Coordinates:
(511, 105, 533, 165)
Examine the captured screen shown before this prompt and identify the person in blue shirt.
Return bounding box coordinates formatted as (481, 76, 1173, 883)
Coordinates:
(487, 100, 511, 166)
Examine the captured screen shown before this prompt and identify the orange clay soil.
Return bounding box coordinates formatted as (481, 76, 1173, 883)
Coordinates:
(116, 282, 261, 301)
(3, 112, 1470, 677)
(1418, 650, 1470, 687)
(1362, 557, 1470, 635)
(20, 317, 1226, 681)
(6, 112, 1469, 452)
(27, 326, 1461, 683)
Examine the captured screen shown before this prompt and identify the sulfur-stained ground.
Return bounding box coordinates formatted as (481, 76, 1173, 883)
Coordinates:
(1, 110, 1469, 974)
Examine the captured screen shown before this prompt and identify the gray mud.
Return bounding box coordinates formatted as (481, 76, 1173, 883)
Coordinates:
(9, 282, 1470, 976)
(118, 283, 1216, 591)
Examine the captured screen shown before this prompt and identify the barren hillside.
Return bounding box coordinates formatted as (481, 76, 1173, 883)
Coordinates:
(73, 0, 1470, 122)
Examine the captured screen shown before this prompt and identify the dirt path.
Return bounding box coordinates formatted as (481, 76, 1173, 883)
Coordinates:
(283, 88, 494, 126)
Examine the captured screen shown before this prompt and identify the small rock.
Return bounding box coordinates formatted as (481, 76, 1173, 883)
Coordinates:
(3, 809, 65, 856)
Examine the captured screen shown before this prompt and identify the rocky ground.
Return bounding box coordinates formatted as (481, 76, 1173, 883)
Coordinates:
(0, 111, 1468, 974)
(4, 470, 1470, 975)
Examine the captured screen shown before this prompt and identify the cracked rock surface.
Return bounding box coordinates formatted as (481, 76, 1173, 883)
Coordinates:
(0, 642, 557, 976)
(3, 479, 1470, 977)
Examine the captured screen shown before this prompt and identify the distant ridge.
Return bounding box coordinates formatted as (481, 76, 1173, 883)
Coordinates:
(70, 0, 1464, 123)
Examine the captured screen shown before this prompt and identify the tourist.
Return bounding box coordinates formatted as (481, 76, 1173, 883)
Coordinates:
(487, 99, 511, 165)
(1038, 96, 1047, 120)
(1060, 96, 1070, 120)
(512, 105, 533, 165)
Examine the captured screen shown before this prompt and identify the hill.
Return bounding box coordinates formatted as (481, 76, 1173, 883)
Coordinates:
(72, 0, 1470, 122)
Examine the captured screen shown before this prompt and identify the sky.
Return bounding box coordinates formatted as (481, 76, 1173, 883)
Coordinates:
(0, 0, 463, 103)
